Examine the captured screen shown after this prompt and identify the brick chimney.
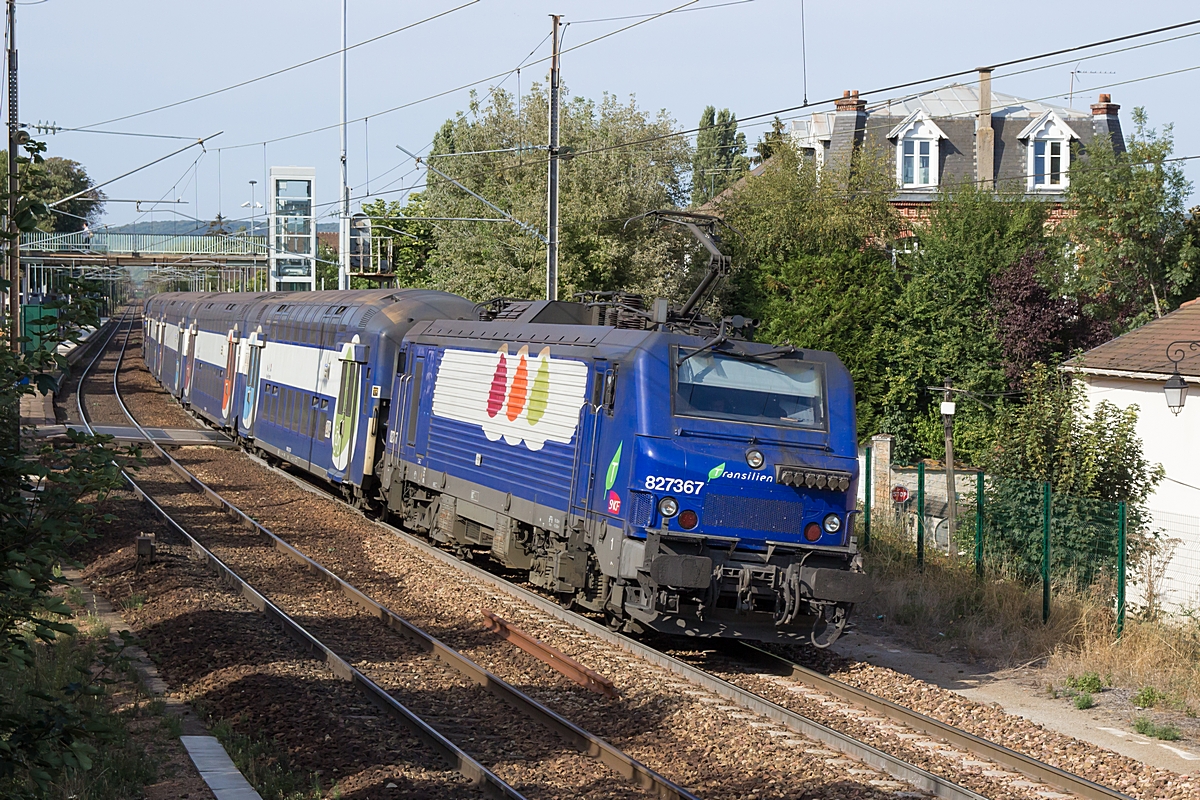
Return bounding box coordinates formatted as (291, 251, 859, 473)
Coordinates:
(1091, 93, 1125, 153)
(975, 68, 995, 189)
(829, 90, 867, 188)
(834, 89, 866, 113)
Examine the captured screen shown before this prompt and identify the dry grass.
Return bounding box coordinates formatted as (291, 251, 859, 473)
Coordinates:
(861, 518, 1200, 712)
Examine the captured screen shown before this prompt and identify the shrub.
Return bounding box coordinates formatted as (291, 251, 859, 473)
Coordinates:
(1133, 716, 1181, 741)
(1066, 672, 1104, 694)
(1132, 686, 1165, 708)
(1073, 693, 1095, 710)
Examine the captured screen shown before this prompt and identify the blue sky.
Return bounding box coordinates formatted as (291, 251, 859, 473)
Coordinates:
(21, 0, 1200, 229)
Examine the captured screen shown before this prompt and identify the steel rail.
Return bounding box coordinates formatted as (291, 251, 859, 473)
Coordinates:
(481, 609, 619, 699)
(128, 300, 1131, 800)
(103, 310, 700, 800)
(740, 643, 1134, 800)
(76, 308, 527, 800)
(232, 438, 995, 800)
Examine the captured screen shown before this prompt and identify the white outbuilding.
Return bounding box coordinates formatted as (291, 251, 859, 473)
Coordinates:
(1063, 300, 1200, 614)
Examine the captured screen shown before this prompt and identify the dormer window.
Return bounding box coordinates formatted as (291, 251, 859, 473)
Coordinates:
(1018, 111, 1079, 192)
(888, 111, 948, 190)
(1032, 140, 1064, 187)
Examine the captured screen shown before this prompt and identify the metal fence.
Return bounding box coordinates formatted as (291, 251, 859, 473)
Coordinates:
(861, 448, 1133, 630)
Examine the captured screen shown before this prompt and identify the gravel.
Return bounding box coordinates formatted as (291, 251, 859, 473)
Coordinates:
(106, 320, 914, 799)
(88, 314, 1200, 800)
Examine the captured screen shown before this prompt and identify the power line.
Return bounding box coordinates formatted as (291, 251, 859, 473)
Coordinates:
(572, 0, 756, 24)
(220, 0, 703, 150)
(558, 16, 1200, 162)
(74, 0, 483, 131)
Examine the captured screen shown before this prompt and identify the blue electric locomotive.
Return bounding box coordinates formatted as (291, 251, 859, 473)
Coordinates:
(142, 221, 870, 644)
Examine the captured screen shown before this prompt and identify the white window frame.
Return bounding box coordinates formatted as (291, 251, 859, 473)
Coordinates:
(887, 111, 948, 190)
(1018, 111, 1079, 192)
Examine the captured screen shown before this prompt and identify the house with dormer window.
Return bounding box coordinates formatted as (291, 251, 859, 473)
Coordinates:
(786, 71, 1125, 220)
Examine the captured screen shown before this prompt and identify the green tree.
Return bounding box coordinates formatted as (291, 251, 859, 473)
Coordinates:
(750, 116, 787, 166)
(979, 364, 1163, 586)
(361, 193, 436, 288)
(0, 154, 105, 233)
(1059, 108, 1198, 329)
(691, 106, 749, 206)
(722, 142, 900, 438)
(884, 184, 1049, 462)
(421, 85, 693, 302)
(0, 139, 139, 793)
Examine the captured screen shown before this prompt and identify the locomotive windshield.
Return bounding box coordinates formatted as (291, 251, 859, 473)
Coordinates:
(675, 350, 825, 429)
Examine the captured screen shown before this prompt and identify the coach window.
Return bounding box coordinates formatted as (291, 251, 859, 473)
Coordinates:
(406, 356, 424, 447)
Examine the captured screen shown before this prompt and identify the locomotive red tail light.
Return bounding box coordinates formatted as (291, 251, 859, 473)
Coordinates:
(678, 509, 699, 530)
(804, 522, 822, 542)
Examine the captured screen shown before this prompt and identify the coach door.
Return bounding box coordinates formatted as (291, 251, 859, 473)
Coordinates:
(221, 327, 240, 423)
(242, 329, 265, 434)
(182, 322, 198, 402)
(331, 337, 367, 474)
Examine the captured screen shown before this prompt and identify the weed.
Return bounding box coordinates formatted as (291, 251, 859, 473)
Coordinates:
(207, 716, 323, 799)
(82, 613, 110, 639)
(66, 585, 85, 608)
(1132, 686, 1165, 708)
(0, 634, 157, 798)
(161, 714, 183, 738)
(121, 592, 147, 611)
(1073, 692, 1095, 710)
(1133, 717, 1181, 740)
(1066, 672, 1103, 694)
(147, 698, 166, 716)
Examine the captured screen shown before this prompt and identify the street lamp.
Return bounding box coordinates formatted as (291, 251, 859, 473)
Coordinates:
(1164, 340, 1199, 415)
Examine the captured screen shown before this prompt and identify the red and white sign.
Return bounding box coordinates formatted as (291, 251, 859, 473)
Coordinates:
(891, 485, 910, 504)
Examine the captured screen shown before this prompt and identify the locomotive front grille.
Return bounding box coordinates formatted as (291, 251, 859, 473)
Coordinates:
(627, 490, 654, 527)
(702, 493, 806, 535)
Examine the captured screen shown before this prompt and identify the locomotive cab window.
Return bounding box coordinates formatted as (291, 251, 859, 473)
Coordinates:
(675, 350, 826, 430)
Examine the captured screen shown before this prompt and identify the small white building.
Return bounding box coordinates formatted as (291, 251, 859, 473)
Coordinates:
(1064, 300, 1200, 614)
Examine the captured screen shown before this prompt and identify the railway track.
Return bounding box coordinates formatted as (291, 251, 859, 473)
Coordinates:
(77, 308, 698, 800)
(71, 303, 1171, 800)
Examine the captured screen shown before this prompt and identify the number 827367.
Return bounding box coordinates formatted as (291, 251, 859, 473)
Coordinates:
(642, 476, 704, 495)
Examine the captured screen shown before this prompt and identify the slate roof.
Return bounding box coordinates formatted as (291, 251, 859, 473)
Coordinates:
(867, 84, 1091, 121)
(1064, 300, 1200, 378)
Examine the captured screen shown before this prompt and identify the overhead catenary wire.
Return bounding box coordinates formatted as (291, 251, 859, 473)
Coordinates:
(48, 132, 221, 208)
(553, 16, 1200, 163)
(220, 0, 703, 150)
(73, 0, 483, 132)
(438, 26, 1200, 178)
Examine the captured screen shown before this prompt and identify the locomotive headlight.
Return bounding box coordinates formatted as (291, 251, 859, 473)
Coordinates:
(822, 513, 842, 534)
(746, 448, 765, 469)
(658, 496, 679, 518)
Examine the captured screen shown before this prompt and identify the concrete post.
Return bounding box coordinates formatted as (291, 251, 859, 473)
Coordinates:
(975, 68, 994, 190)
(870, 434, 894, 516)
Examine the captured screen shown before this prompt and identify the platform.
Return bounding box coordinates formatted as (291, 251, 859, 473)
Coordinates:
(35, 424, 235, 447)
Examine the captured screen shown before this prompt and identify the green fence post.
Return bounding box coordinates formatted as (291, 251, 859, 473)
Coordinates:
(1042, 481, 1051, 624)
(975, 470, 984, 579)
(863, 446, 872, 552)
(1117, 500, 1127, 637)
(916, 461, 925, 570)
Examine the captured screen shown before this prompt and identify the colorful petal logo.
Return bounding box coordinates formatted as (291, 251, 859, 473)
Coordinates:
(432, 345, 589, 451)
